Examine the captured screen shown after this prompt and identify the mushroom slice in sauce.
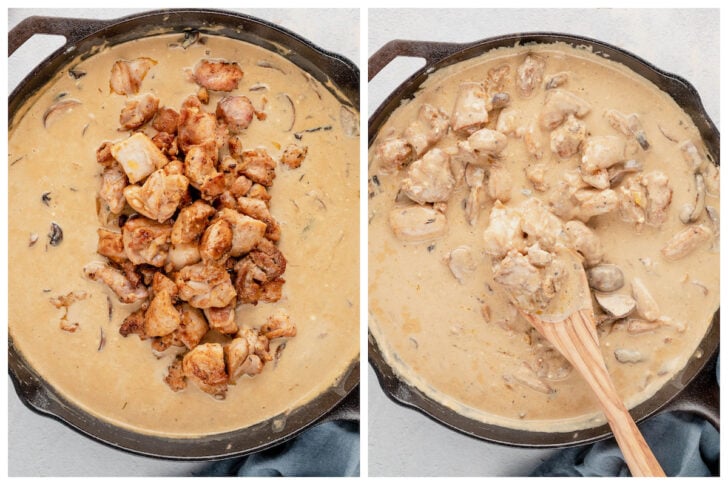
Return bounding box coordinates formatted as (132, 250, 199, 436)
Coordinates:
(389, 205, 447, 243)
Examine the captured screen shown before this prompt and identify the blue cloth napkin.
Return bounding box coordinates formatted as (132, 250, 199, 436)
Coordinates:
(194, 420, 359, 477)
(531, 411, 719, 477)
(533, 358, 720, 477)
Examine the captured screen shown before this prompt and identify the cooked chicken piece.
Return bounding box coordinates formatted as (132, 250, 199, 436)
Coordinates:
(571, 188, 619, 221)
(246, 184, 271, 204)
(177, 304, 209, 349)
(617, 176, 647, 227)
(581, 135, 626, 174)
(237, 196, 281, 242)
(451, 82, 489, 134)
(216, 95, 254, 132)
(176, 261, 237, 308)
(183, 143, 219, 190)
(119, 93, 159, 130)
(445, 141, 478, 185)
(280, 144, 308, 169)
(259, 278, 285, 303)
(99, 163, 128, 214)
(234, 258, 273, 305)
(260, 312, 297, 340)
(151, 131, 179, 158)
(516, 54, 545, 98)
(526, 242, 552, 267)
(488, 164, 512, 203)
(151, 271, 178, 297)
(485, 64, 511, 94)
(152, 106, 180, 134)
(193, 59, 243, 92)
(550, 114, 586, 158)
(225, 337, 252, 381)
(661, 225, 712, 261)
(170, 200, 216, 245)
(517, 120, 543, 159)
(144, 290, 180, 337)
(464, 164, 486, 226)
(119, 308, 148, 338)
(199, 218, 233, 263)
(374, 137, 412, 174)
(240, 327, 273, 361)
(111, 132, 169, 184)
(215, 208, 267, 256)
(204, 304, 238, 335)
(539, 89, 591, 130)
(83, 261, 149, 304)
(109, 57, 157, 95)
(446, 245, 477, 284)
(97, 228, 126, 264)
(96, 141, 116, 168)
(228, 175, 254, 198)
(164, 357, 187, 392)
(183, 343, 228, 397)
(494, 249, 565, 311)
(166, 242, 202, 272)
(580, 168, 610, 190)
(403, 104, 449, 157)
(641, 170, 672, 227)
(564, 220, 603, 267)
(519, 198, 567, 251)
(123, 169, 189, 223)
(388, 205, 447, 242)
(178, 106, 222, 154)
(249, 238, 287, 280)
(239, 148, 277, 187)
(400, 148, 455, 204)
(495, 107, 520, 136)
(466, 128, 508, 158)
(482, 201, 526, 258)
(525, 162, 548, 191)
(702, 162, 719, 197)
(122, 216, 173, 267)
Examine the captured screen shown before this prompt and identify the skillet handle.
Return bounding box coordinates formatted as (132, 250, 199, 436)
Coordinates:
(657, 351, 720, 430)
(9, 16, 114, 56)
(368, 39, 468, 81)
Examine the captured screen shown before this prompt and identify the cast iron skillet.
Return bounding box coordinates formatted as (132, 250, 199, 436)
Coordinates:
(368, 33, 719, 448)
(8, 9, 359, 460)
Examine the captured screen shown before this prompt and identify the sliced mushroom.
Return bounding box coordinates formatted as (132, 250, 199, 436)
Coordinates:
(544, 72, 568, 90)
(614, 348, 645, 364)
(504, 363, 554, 394)
(586, 264, 624, 292)
(679, 173, 706, 224)
(595, 292, 636, 319)
(626, 318, 661, 334)
(608, 159, 643, 185)
(631, 277, 660, 322)
(679, 140, 706, 173)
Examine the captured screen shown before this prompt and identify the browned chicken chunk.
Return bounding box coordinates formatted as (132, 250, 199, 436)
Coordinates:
(171, 200, 216, 245)
(237, 196, 281, 242)
(260, 312, 297, 340)
(83, 261, 149, 304)
(176, 261, 237, 308)
(193, 59, 243, 92)
(111, 132, 169, 184)
(119, 308, 148, 338)
(110, 57, 157, 95)
(182, 343, 228, 398)
(215, 208, 267, 256)
(239, 148, 277, 187)
(164, 356, 187, 392)
(199, 218, 233, 263)
(204, 304, 238, 335)
(99, 163, 128, 214)
(97, 228, 126, 264)
(144, 290, 180, 337)
(280, 144, 308, 169)
(123, 169, 189, 223)
(216, 96, 255, 132)
(120, 93, 160, 130)
(152, 106, 180, 134)
(122, 216, 173, 267)
(178, 107, 222, 154)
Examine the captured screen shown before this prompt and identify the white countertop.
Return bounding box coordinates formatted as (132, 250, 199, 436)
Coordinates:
(367, 7, 718, 477)
(7, 7, 358, 477)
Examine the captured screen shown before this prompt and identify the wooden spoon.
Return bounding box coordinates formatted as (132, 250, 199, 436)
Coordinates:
(504, 248, 665, 477)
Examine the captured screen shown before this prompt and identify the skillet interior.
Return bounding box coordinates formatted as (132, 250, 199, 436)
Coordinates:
(368, 32, 719, 447)
(8, 8, 360, 460)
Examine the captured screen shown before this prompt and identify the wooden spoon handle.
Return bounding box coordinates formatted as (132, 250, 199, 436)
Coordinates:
(544, 310, 666, 477)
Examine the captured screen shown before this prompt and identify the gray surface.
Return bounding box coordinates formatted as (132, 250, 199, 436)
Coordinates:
(367, 8, 718, 477)
(7, 7, 359, 477)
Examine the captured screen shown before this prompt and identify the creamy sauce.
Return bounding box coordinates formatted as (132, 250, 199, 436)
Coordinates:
(368, 43, 719, 432)
(9, 33, 359, 437)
